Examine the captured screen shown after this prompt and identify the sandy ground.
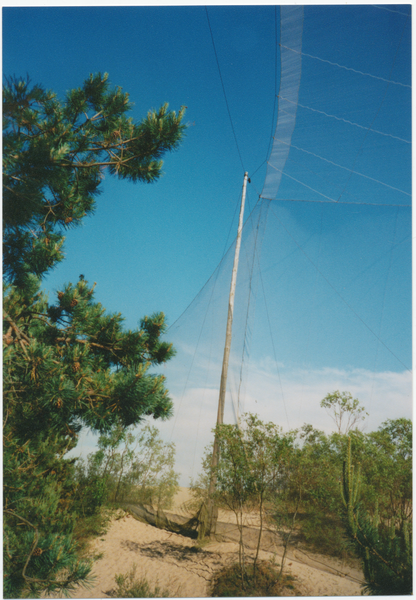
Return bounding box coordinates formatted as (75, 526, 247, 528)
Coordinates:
(69, 488, 365, 598)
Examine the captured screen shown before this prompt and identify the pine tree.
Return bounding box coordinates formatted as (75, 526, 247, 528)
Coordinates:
(4, 72, 186, 287)
(341, 437, 412, 595)
(3, 73, 186, 598)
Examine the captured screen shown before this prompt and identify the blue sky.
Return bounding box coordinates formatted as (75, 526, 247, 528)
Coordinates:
(3, 4, 412, 483)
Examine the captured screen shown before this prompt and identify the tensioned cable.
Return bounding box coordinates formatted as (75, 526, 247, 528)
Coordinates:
(250, 160, 267, 181)
(271, 142, 409, 208)
(268, 162, 338, 203)
(230, 190, 274, 424)
(275, 137, 411, 197)
(276, 151, 410, 207)
(205, 6, 245, 172)
(294, 546, 365, 585)
(258, 278, 290, 429)
(266, 161, 412, 207)
(373, 5, 411, 17)
(167, 191, 251, 447)
(269, 204, 411, 372)
(269, 197, 411, 208)
(247, 176, 264, 202)
(258, 230, 410, 303)
(168, 188, 250, 467)
(280, 45, 411, 88)
(348, 236, 410, 296)
(336, 10, 411, 203)
(279, 97, 411, 144)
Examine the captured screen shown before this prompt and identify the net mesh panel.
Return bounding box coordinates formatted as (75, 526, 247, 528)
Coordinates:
(262, 5, 304, 200)
(151, 6, 411, 491)
(122, 501, 284, 550)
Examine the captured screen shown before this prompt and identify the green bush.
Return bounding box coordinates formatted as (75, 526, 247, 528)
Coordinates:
(73, 507, 114, 555)
(110, 564, 170, 598)
(76, 424, 179, 510)
(210, 560, 297, 597)
(297, 512, 350, 558)
(341, 437, 412, 595)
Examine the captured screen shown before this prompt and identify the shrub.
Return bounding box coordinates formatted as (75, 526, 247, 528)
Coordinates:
(110, 564, 170, 598)
(210, 560, 297, 597)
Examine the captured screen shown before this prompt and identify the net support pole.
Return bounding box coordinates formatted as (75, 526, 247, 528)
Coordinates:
(206, 171, 249, 537)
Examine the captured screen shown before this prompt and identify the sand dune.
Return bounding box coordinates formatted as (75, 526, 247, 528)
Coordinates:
(70, 488, 365, 598)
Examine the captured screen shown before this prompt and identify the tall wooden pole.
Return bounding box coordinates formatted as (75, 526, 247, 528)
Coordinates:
(205, 171, 249, 536)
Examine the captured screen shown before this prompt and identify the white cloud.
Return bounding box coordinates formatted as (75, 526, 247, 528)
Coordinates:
(68, 361, 412, 488)
(159, 362, 412, 486)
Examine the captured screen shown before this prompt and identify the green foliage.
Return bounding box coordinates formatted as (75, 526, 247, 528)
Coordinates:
(210, 560, 297, 597)
(72, 507, 114, 558)
(190, 443, 213, 506)
(212, 415, 293, 514)
(341, 437, 412, 595)
(195, 405, 412, 574)
(201, 415, 296, 581)
(320, 390, 368, 434)
(110, 564, 170, 598)
(72, 454, 109, 518)
(363, 419, 412, 528)
(3, 73, 186, 286)
(3, 73, 186, 598)
(281, 425, 350, 556)
(75, 424, 179, 509)
(296, 512, 348, 557)
(281, 419, 412, 560)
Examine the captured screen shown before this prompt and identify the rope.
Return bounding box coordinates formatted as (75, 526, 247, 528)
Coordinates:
(335, 10, 411, 203)
(373, 5, 411, 17)
(280, 44, 411, 88)
(267, 162, 338, 203)
(269, 197, 411, 208)
(275, 136, 411, 197)
(279, 96, 411, 144)
(273, 152, 411, 207)
(267, 148, 410, 208)
(205, 7, 245, 173)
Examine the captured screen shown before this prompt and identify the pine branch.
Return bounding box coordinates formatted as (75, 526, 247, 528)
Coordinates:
(4, 510, 41, 585)
(3, 312, 30, 355)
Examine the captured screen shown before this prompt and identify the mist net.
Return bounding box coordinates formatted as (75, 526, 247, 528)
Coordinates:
(155, 5, 411, 487)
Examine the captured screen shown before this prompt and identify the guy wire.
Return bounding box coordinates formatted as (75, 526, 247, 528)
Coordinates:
(205, 6, 245, 173)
